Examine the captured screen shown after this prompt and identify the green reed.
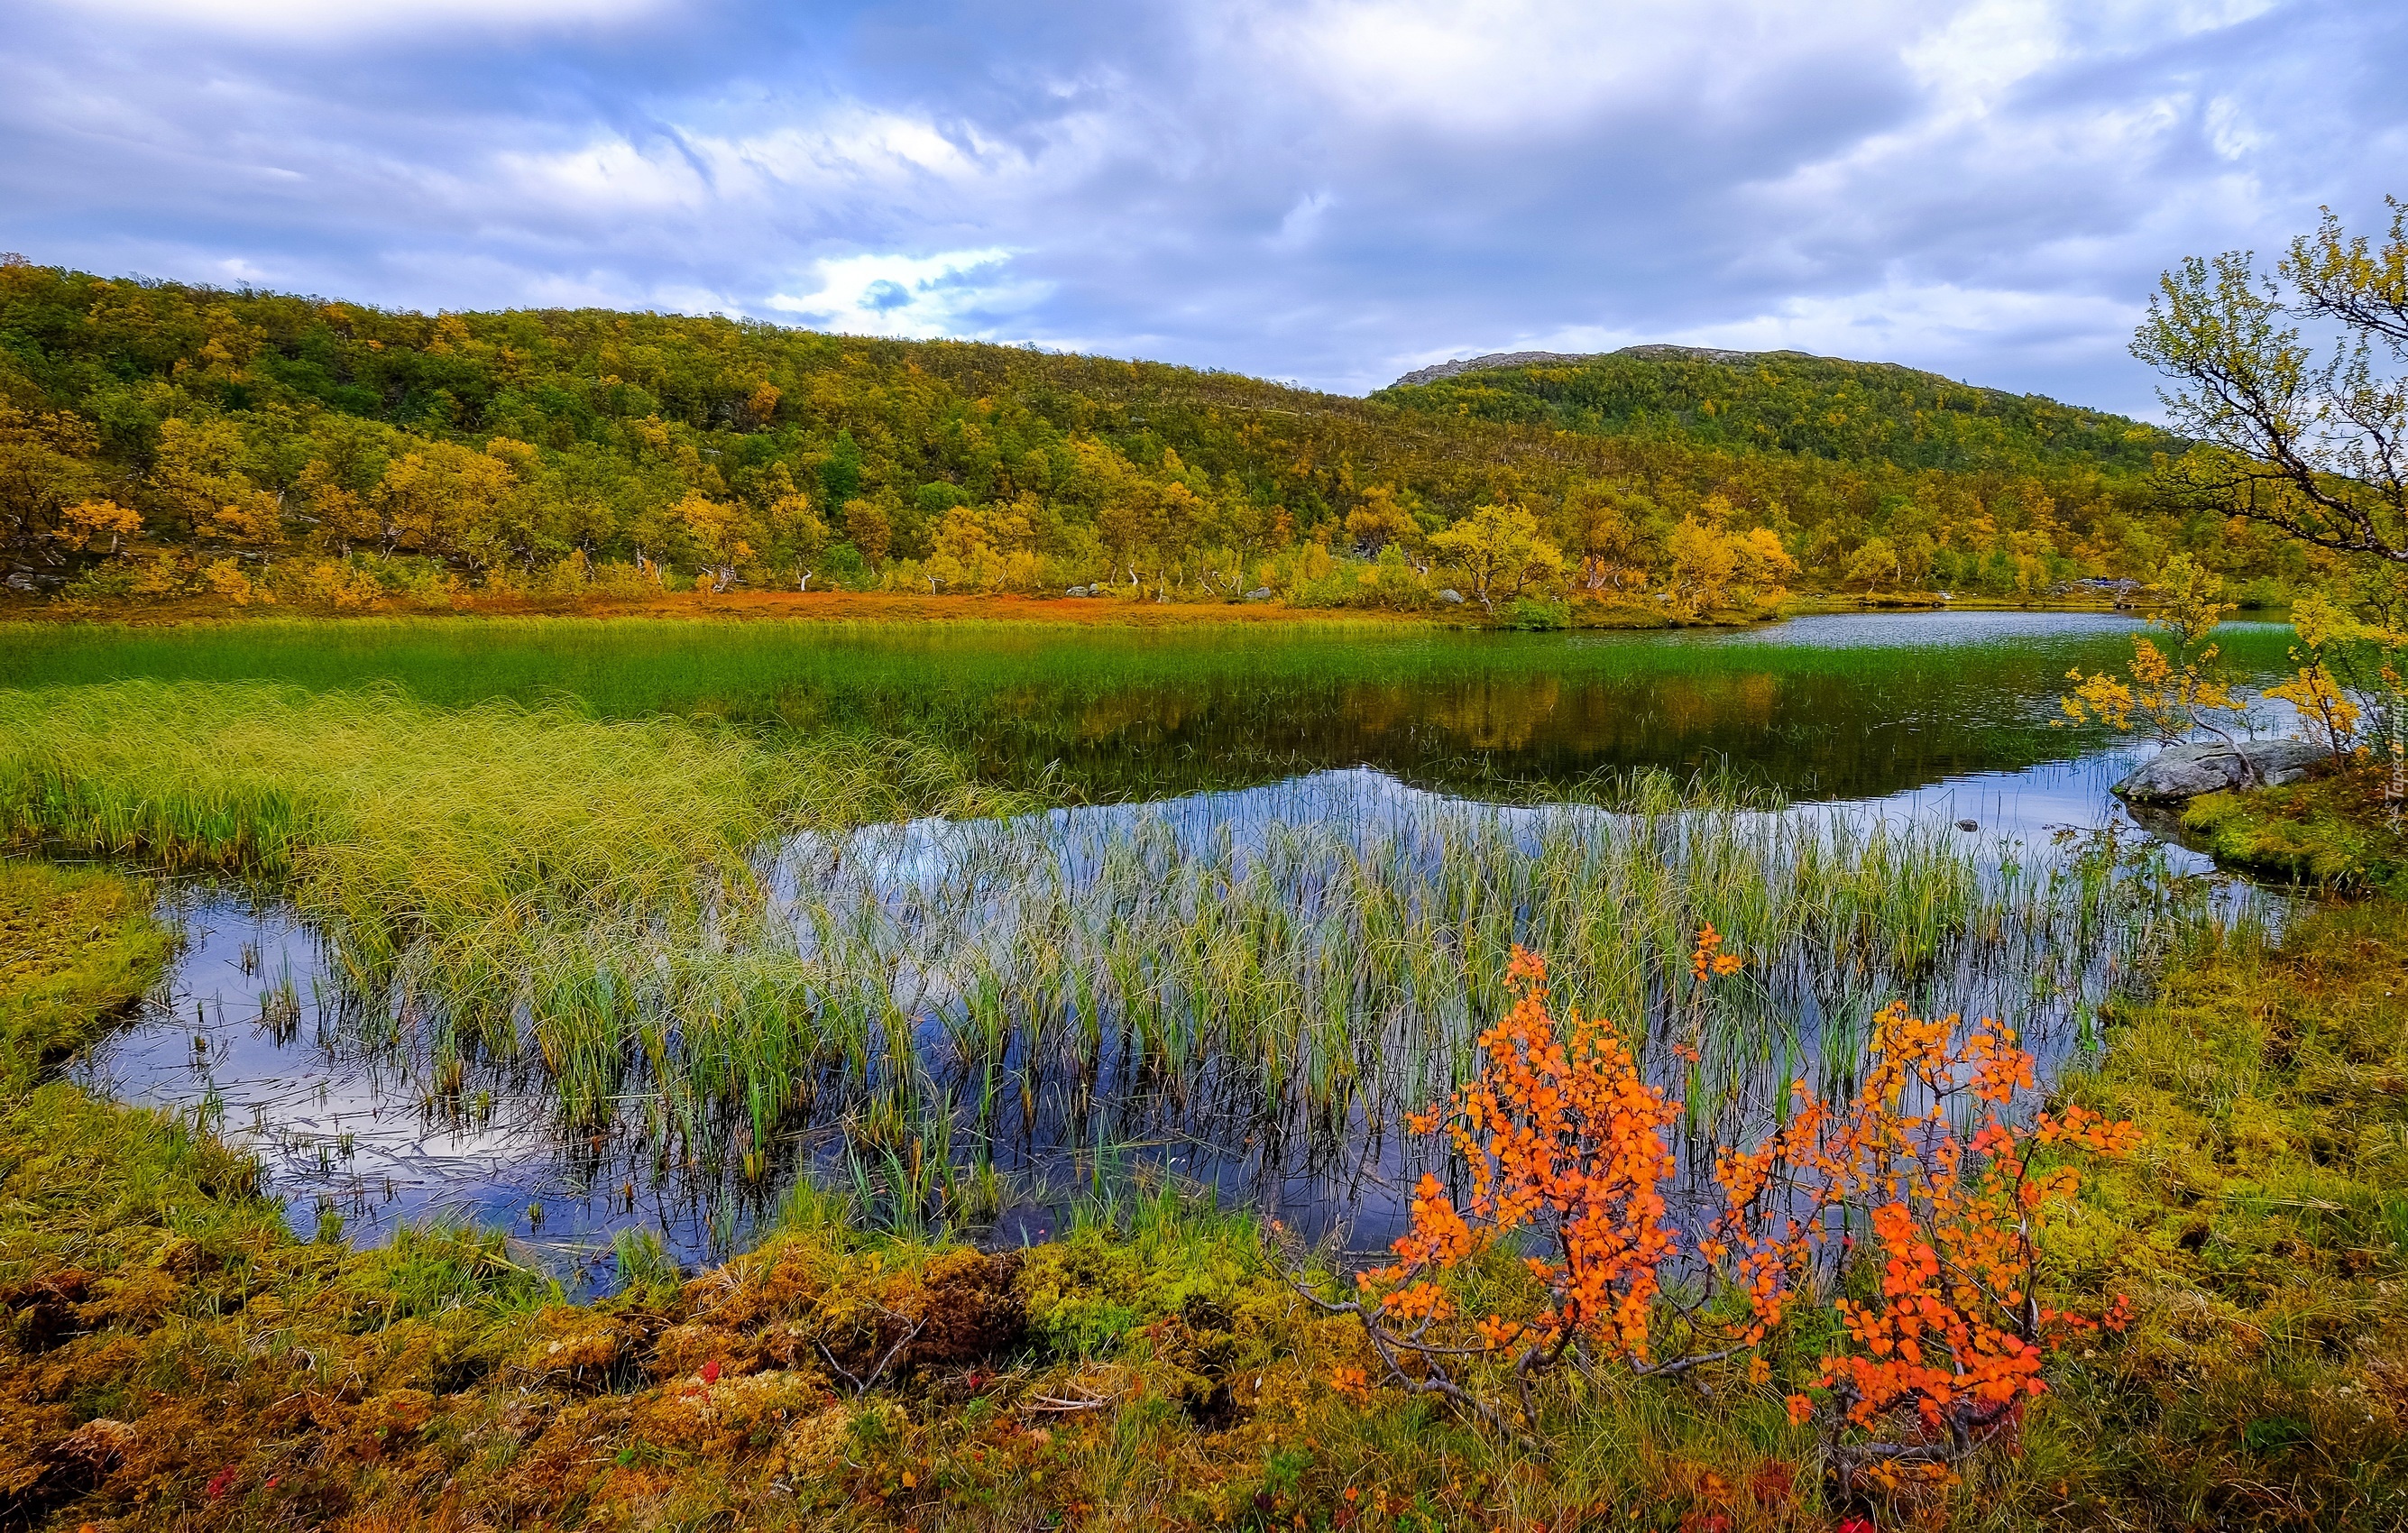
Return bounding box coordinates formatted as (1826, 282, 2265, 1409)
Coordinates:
(0, 676, 2238, 1237)
(0, 679, 1023, 1123)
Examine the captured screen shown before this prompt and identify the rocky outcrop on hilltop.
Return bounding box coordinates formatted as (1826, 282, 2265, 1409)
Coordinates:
(1393, 352, 1602, 386)
(1391, 344, 1812, 389)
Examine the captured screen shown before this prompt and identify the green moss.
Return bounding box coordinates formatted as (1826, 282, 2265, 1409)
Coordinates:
(2040, 897, 2408, 1524)
(2180, 766, 2408, 891)
(1014, 1197, 1261, 1360)
(0, 860, 173, 1083)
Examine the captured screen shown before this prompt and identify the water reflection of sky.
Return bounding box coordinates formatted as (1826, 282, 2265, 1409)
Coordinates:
(1701, 610, 2288, 650)
(66, 614, 2288, 1291)
(1704, 610, 2146, 647)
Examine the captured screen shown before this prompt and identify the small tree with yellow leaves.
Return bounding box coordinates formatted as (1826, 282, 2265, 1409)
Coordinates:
(2060, 554, 2256, 757)
(55, 498, 143, 558)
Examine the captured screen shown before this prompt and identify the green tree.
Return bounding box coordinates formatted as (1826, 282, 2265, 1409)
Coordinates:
(768, 492, 830, 590)
(1843, 536, 1900, 590)
(821, 428, 863, 506)
(2133, 198, 2408, 564)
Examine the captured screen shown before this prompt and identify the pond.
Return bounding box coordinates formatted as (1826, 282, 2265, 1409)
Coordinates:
(38, 610, 2296, 1293)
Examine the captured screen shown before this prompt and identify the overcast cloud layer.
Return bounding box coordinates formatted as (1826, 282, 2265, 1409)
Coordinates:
(5, 0, 2403, 412)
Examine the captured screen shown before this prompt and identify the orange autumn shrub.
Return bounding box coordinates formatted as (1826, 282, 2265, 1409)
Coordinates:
(1310, 933, 2137, 1476)
(1305, 934, 1751, 1436)
(1745, 1001, 2139, 1479)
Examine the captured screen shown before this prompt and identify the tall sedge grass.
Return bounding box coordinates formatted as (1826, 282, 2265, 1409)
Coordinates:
(728, 780, 2220, 1228)
(0, 678, 1025, 1019)
(0, 679, 2237, 1242)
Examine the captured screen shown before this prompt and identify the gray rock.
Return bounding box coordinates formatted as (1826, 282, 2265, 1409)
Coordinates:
(1064, 585, 1089, 597)
(1393, 351, 1603, 387)
(2113, 739, 2327, 803)
(1390, 344, 1818, 390)
(1244, 587, 1273, 601)
(1437, 588, 1466, 604)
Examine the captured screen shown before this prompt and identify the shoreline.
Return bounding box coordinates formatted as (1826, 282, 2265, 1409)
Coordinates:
(1, 585, 2159, 632)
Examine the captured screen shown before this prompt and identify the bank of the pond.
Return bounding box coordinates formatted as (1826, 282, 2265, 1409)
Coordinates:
(6, 837, 2408, 1529)
(2174, 765, 2408, 895)
(2042, 890, 2408, 1524)
(7, 587, 1778, 632)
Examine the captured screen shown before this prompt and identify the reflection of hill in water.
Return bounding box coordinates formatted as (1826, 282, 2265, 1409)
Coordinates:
(948, 624, 2293, 803)
(1, 610, 2296, 805)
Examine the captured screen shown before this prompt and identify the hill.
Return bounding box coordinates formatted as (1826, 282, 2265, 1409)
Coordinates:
(1378, 345, 2183, 479)
(0, 260, 2301, 610)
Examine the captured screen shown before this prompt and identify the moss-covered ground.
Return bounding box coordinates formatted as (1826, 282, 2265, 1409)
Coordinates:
(7, 809, 2408, 1529)
(2178, 760, 2408, 894)
(2039, 894, 2408, 1525)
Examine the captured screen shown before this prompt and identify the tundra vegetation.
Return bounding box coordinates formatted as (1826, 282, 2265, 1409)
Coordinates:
(0, 252, 2341, 624)
(5, 209, 2408, 1533)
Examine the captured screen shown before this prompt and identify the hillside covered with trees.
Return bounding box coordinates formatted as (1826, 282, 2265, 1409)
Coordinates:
(1377, 346, 2184, 477)
(0, 259, 2312, 616)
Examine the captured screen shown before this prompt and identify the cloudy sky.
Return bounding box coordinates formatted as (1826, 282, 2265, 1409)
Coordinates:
(5, 0, 2402, 412)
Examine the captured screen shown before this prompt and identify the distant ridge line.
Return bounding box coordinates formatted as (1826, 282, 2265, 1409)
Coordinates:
(1390, 344, 1820, 389)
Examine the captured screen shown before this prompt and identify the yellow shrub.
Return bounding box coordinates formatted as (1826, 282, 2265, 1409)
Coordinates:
(199, 558, 262, 606)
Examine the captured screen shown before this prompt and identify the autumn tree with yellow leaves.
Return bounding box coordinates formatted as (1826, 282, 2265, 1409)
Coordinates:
(2060, 554, 2256, 752)
(1426, 502, 1566, 613)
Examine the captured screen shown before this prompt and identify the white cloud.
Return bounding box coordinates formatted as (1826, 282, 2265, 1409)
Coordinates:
(1406, 280, 2134, 363)
(1270, 190, 1333, 250)
(1677, 280, 2146, 367)
(2203, 96, 2262, 159)
(1902, 0, 2066, 110)
(490, 105, 1060, 225)
(767, 249, 1045, 339)
(1238, 0, 1916, 133)
(495, 136, 710, 213)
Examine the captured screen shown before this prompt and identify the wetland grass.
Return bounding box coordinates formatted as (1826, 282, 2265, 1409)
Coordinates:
(0, 615, 2304, 803)
(0, 675, 2237, 1247)
(0, 860, 175, 1081)
(0, 676, 1020, 891)
(6, 862, 2398, 1531)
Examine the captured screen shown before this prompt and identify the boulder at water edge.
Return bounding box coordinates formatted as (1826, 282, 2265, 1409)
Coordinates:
(2112, 739, 2327, 803)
